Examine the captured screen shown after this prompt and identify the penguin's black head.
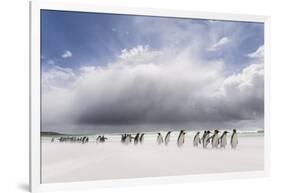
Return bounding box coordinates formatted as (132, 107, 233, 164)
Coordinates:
(233, 129, 237, 133)
(207, 130, 211, 134)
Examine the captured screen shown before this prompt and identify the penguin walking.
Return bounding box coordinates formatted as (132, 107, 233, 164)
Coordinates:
(231, 129, 238, 149)
(139, 133, 145, 144)
(121, 134, 126, 143)
(96, 136, 101, 144)
(201, 131, 207, 141)
(99, 135, 107, 143)
(219, 131, 229, 148)
(202, 130, 211, 148)
(177, 130, 186, 147)
(164, 131, 172, 146)
(208, 130, 220, 148)
(124, 134, 131, 144)
(134, 133, 140, 145)
(157, 133, 164, 145)
(193, 131, 201, 147)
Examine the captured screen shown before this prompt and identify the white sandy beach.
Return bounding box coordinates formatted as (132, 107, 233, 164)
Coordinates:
(41, 132, 264, 184)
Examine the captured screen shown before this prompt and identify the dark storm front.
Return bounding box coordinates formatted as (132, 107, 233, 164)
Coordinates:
(40, 10, 264, 183)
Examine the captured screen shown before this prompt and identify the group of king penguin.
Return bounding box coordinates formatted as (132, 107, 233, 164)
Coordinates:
(120, 129, 238, 148)
(121, 133, 145, 145)
(96, 135, 108, 144)
(193, 129, 238, 149)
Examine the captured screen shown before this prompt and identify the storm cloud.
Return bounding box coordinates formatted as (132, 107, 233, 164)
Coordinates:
(42, 45, 264, 134)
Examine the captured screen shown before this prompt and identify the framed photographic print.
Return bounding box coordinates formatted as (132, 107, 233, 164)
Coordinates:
(30, 0, 270, 192)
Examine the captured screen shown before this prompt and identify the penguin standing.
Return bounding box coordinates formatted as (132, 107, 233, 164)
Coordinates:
(231, 129, 238, 149)
(208, 130, 220, 148)
(177, 130, 186, 147)
(139, 133, 145, 144)
(219, 131, 229, 148)
(193, 131, 201, 147)
(134, 133, 140, 145)
(164, 131, 172, 146)
(157, 133, 164, 145)
(202, 131, 211, 148)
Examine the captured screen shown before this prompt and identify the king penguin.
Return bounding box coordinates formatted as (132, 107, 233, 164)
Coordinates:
(201, 131, 207, 143)
(208, 130, 220, 148)
(124, 134, 131, 144)
(99, 135, 107, 143)
(157, 133, 164, 145)
(134, 133, 140, 145)
(96, 136, 101, 144)
(193, 131, 201, 147)
(121, 134, 126, 143)
(202, 130, 211, 148)
(219, 131, 229, 148)
(177, 130, 186, 147)
(231, 129, 238, 149)
(164, 131, 172, 146)
(139, 133, 145, 144)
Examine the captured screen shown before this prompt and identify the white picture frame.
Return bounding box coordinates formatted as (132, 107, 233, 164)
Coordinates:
(30, 0, 271, 192)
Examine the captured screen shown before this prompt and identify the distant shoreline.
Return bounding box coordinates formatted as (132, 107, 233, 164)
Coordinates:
(41, 129, 264, 138)
(41, 131, 64, 137)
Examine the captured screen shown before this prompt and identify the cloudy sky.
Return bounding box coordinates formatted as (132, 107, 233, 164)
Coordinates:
(41, 10, 264, 134)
